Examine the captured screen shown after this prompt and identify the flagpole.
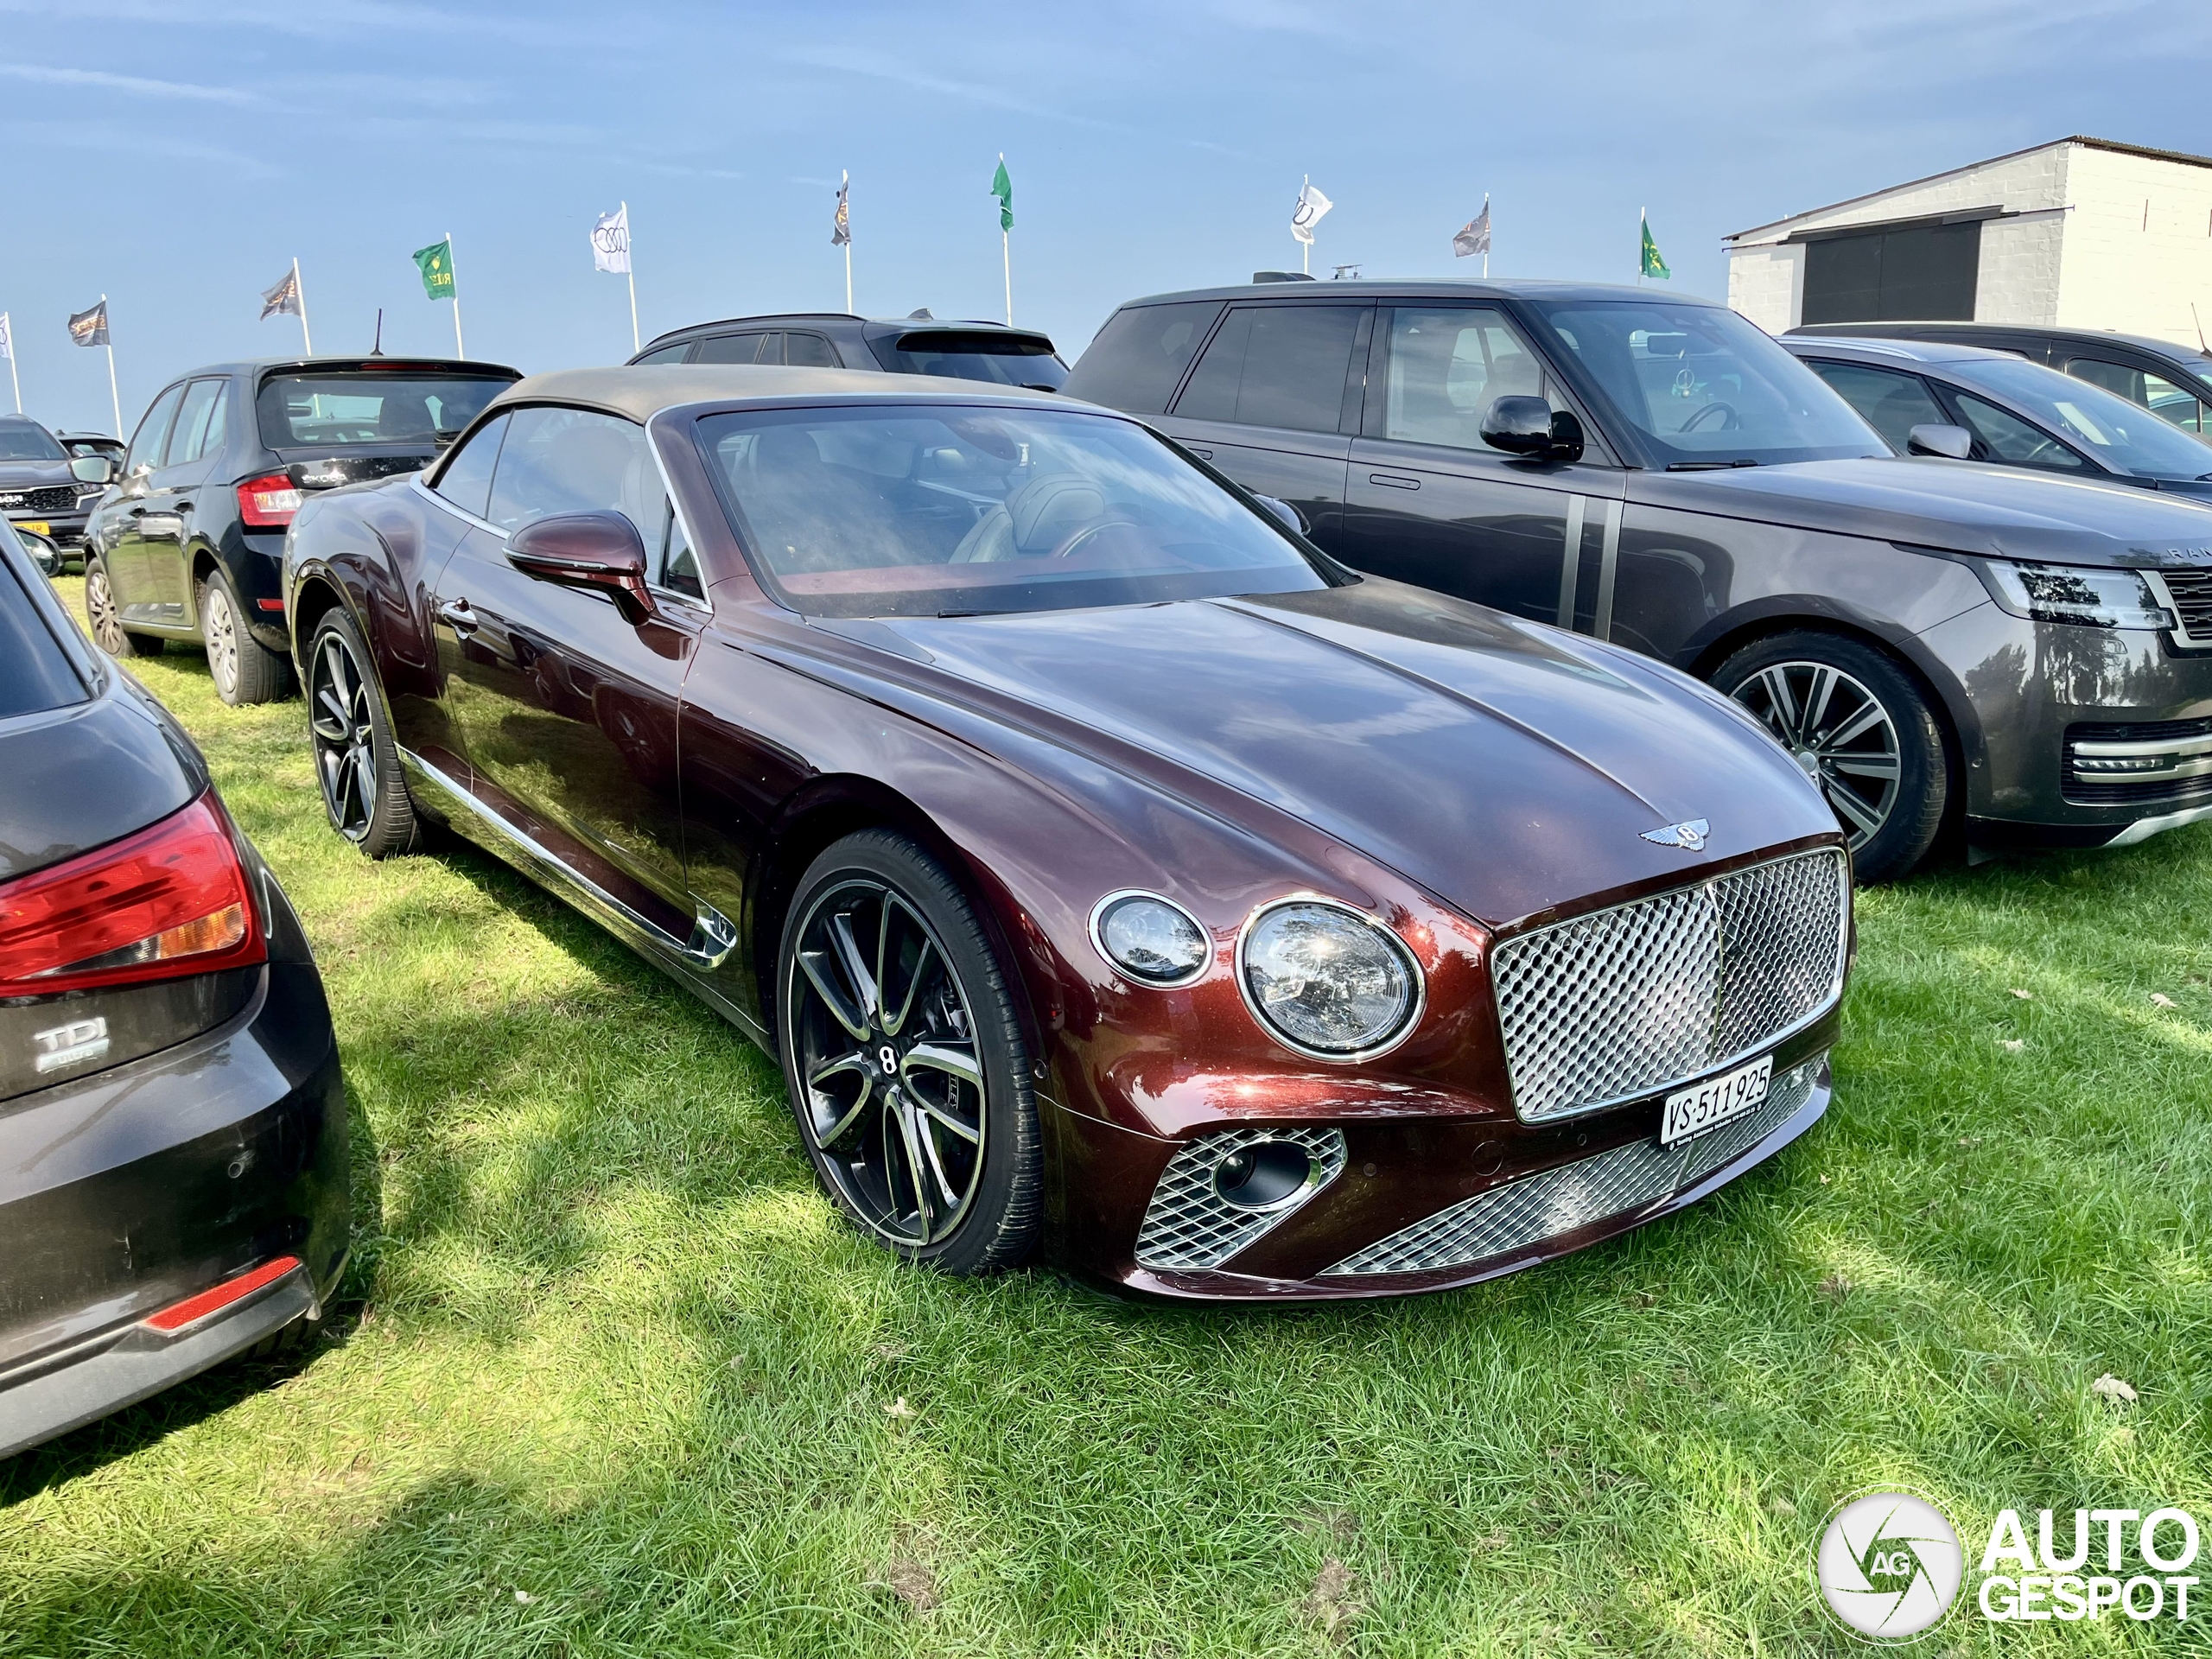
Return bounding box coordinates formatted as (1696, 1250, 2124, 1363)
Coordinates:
(1483, 194, 1490, 279)
(1637, 207, 1644, 287)
(293, 257, 314, 354)
(621, 200, 639, 355)
(100, 295, 121, 437)
(1002, 229, 1012, 327)
(447, 230, 466, 357)
(844, 242, 852, 314)
(3, 316, 18, 415)
(1302, 175, 1311, 276)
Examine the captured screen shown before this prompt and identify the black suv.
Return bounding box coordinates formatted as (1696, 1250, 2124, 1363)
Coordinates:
(1064, 279, 2212, 879)
(629, 311, 1066, 389)
(82, 356, 519, 704)
(1789, 321, 2212, 441)
(0, 416, 108, 555)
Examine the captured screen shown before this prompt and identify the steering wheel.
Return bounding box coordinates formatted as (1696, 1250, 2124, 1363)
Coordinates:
(1681, 400, 1740, 432)
(1046, 518, 1141, 560)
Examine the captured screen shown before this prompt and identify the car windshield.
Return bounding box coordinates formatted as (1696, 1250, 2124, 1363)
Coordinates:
(866, 332, 1069, 390)
(1532, 302, 1885, 467)
(0, 424, 65, 462)
(1959, 358, 2212, 480)
(256, 372, 512, 449)
(695, 404, 1336, 618)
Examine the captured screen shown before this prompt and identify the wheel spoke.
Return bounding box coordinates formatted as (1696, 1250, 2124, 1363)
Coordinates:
(1825, 779, 1885, 840)
(828, 907, 880, 1026)
(912, 1091, 982, 1144)
(1823, 700, 1890, 750)
(881, 934, 937, 1040)
(890, 1093, 935, 1241)
(798, 948, 870, 1041)
(1800, 665, 1838, 739)
(916, 1114, 963, 1208)
(312, 685, 350, 741)
(807, 1052, 876, 1147)
(1758, 666, 1801, 741)
(903, 1041, 982, 1094)
(1824, 754, 1899, 781)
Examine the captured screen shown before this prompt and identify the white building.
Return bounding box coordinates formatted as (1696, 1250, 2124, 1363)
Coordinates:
(1725, 137, 2212, 348)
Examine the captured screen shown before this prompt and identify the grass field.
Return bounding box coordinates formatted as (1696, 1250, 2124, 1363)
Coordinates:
(4, 577, 2210, 1656)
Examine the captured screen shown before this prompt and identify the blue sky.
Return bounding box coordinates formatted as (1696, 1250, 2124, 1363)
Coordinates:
(3, 0, 2208, 436)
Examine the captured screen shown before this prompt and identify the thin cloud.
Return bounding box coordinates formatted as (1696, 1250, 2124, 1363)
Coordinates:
(776, 47, 1132, 133)
(0, 62, 255, 103)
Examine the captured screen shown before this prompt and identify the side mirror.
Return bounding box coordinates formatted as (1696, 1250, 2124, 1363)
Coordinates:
(1255, 493, 1309, 537)
(1482, 397, 1585, 463)
(506, 511, 654, 625)
(70, 454, 115, 485)
(1906, 423, 1974, 460)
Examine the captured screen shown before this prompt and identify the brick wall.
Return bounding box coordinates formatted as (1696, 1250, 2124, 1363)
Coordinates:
(2054, 145, 2212, 347)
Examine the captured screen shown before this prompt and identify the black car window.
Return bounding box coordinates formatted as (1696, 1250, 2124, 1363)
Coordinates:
(1174, 304, 1363, 434)
(785, 332, 840, 368)
(867, 330, 1068, 389)
(632, 343, 690, 365)
(691, 332, 772, 365)
(127, 384, 187, 474)
(1806, 362, 1948, 454)
(0, 549, 88, 718)
(1535, 301, 1882, 467)
(256, 372, 509, 448)
(1063, 302, 1224, 415)
(1955, 357, 2212, 480)
(164, 378, 229, 467)
(432, 412, 509, 519)
(486, 405, 658, 534)
(695, 404, 1335, 619)
(1381, 308, 1546, 450)
(1950, 391, 2085, 471)
(655, 494, 704, 600)
(2065, 358, 2211, 436)
(0, 423, 65, 462)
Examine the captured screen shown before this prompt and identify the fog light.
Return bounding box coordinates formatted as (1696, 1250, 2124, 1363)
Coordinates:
(1213, 1138, 1313, 1211)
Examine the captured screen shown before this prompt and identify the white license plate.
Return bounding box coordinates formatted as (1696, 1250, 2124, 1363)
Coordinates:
(1660, 1053, 1773, 1147)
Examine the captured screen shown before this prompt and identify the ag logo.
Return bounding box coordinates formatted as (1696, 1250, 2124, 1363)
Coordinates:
(1816, 1491, 1963, 1639)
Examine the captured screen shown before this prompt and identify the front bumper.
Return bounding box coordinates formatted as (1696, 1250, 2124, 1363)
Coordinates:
(1922, 601, 2212, 849)
(1047, 1017, 1836, 1302)
(0, 953, 348, 1459)
(4, 505, 92, 548)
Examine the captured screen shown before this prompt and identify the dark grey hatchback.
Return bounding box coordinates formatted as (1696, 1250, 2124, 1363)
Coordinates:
(0, 526, 346, 1458)
(1064, 280, 2212, 878)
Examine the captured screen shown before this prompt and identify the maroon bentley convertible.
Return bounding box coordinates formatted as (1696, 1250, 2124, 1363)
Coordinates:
(283, 365, 1853, 1300)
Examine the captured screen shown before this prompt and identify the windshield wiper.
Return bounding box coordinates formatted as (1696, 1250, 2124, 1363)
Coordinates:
(1666, 458, 1761, 471)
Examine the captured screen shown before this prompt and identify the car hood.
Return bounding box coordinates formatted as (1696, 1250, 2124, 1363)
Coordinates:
(1632, 455, 2212, 569)
(0, 458, 74, 492)
(859, 581, 1840, 931)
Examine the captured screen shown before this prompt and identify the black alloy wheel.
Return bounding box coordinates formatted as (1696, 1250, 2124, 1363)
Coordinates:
(82, 554, 162, 658)
(778, 831, 1040, 1273)
(307, 607, 421, 858)
(1715, 630, 1948, 883)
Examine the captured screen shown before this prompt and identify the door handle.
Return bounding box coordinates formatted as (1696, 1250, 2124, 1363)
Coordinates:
(436, 597, 478, 632)
(128, 506, 147, 518)
(1368, 472, 1421, 491)
(173, 499, 192, 513)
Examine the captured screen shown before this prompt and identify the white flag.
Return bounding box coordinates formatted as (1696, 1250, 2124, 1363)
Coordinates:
(0, 312, 11, 362)
(591, 205, 632, 274)
(1290, 180, 1332, 245)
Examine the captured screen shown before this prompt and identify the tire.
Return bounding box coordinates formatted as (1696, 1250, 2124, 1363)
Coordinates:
(306, 605, 423, 858)
(200, 565, 291, 705)
(777, 830, 1041, 1274)
(83, 555, 163, 658)
(1713, 630, 1948, 883)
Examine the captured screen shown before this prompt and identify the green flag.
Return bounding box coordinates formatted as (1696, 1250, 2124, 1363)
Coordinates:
(1639, 213, 1669, 280)
(413, 238, 455, 301)
(990, 158, 1013, 232)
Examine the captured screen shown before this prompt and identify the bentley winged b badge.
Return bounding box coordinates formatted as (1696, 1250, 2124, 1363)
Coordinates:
(1641, 818, 1710, 851)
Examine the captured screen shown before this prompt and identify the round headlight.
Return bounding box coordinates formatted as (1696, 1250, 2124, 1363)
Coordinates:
(1240, 900, 1420, 1058)
(1093, 893, 1211, 985)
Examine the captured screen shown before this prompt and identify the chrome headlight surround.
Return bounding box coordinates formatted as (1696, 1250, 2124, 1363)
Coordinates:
(1978, 560, 2176, 631)
(1236, 894, 1425, 1063)
(1089, 889, 1212, 988)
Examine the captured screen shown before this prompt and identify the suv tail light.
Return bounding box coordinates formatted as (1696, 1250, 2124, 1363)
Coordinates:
(237, 473, 303, 528)
(0, 795, 267, 997)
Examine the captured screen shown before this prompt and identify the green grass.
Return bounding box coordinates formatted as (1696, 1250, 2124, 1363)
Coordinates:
(4, 579, 2210, 1656)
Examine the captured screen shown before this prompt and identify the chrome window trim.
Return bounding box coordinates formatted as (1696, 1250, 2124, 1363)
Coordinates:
(1233, 892, 1427, 1064)
(1491, 847, 1850, 1125)
(1087, 889, 1213, 989)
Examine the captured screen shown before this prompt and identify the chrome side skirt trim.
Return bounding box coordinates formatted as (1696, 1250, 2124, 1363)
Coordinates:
(397, 747, 767, 1048)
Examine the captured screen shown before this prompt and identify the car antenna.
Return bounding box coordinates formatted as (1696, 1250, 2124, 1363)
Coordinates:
(908, 308, 933, 320)
(371, 308, 385, 356)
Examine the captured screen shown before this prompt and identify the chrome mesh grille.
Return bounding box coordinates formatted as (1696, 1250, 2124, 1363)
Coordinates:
(1325, 1053, 1824, 1276)
(1491, 849, 1847, 1122)
(1133, 1126, 1347, 1271)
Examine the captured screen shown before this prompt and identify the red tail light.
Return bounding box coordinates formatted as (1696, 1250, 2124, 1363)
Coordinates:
(0, 795, 267, 997)
(237, 472, 302, 528)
